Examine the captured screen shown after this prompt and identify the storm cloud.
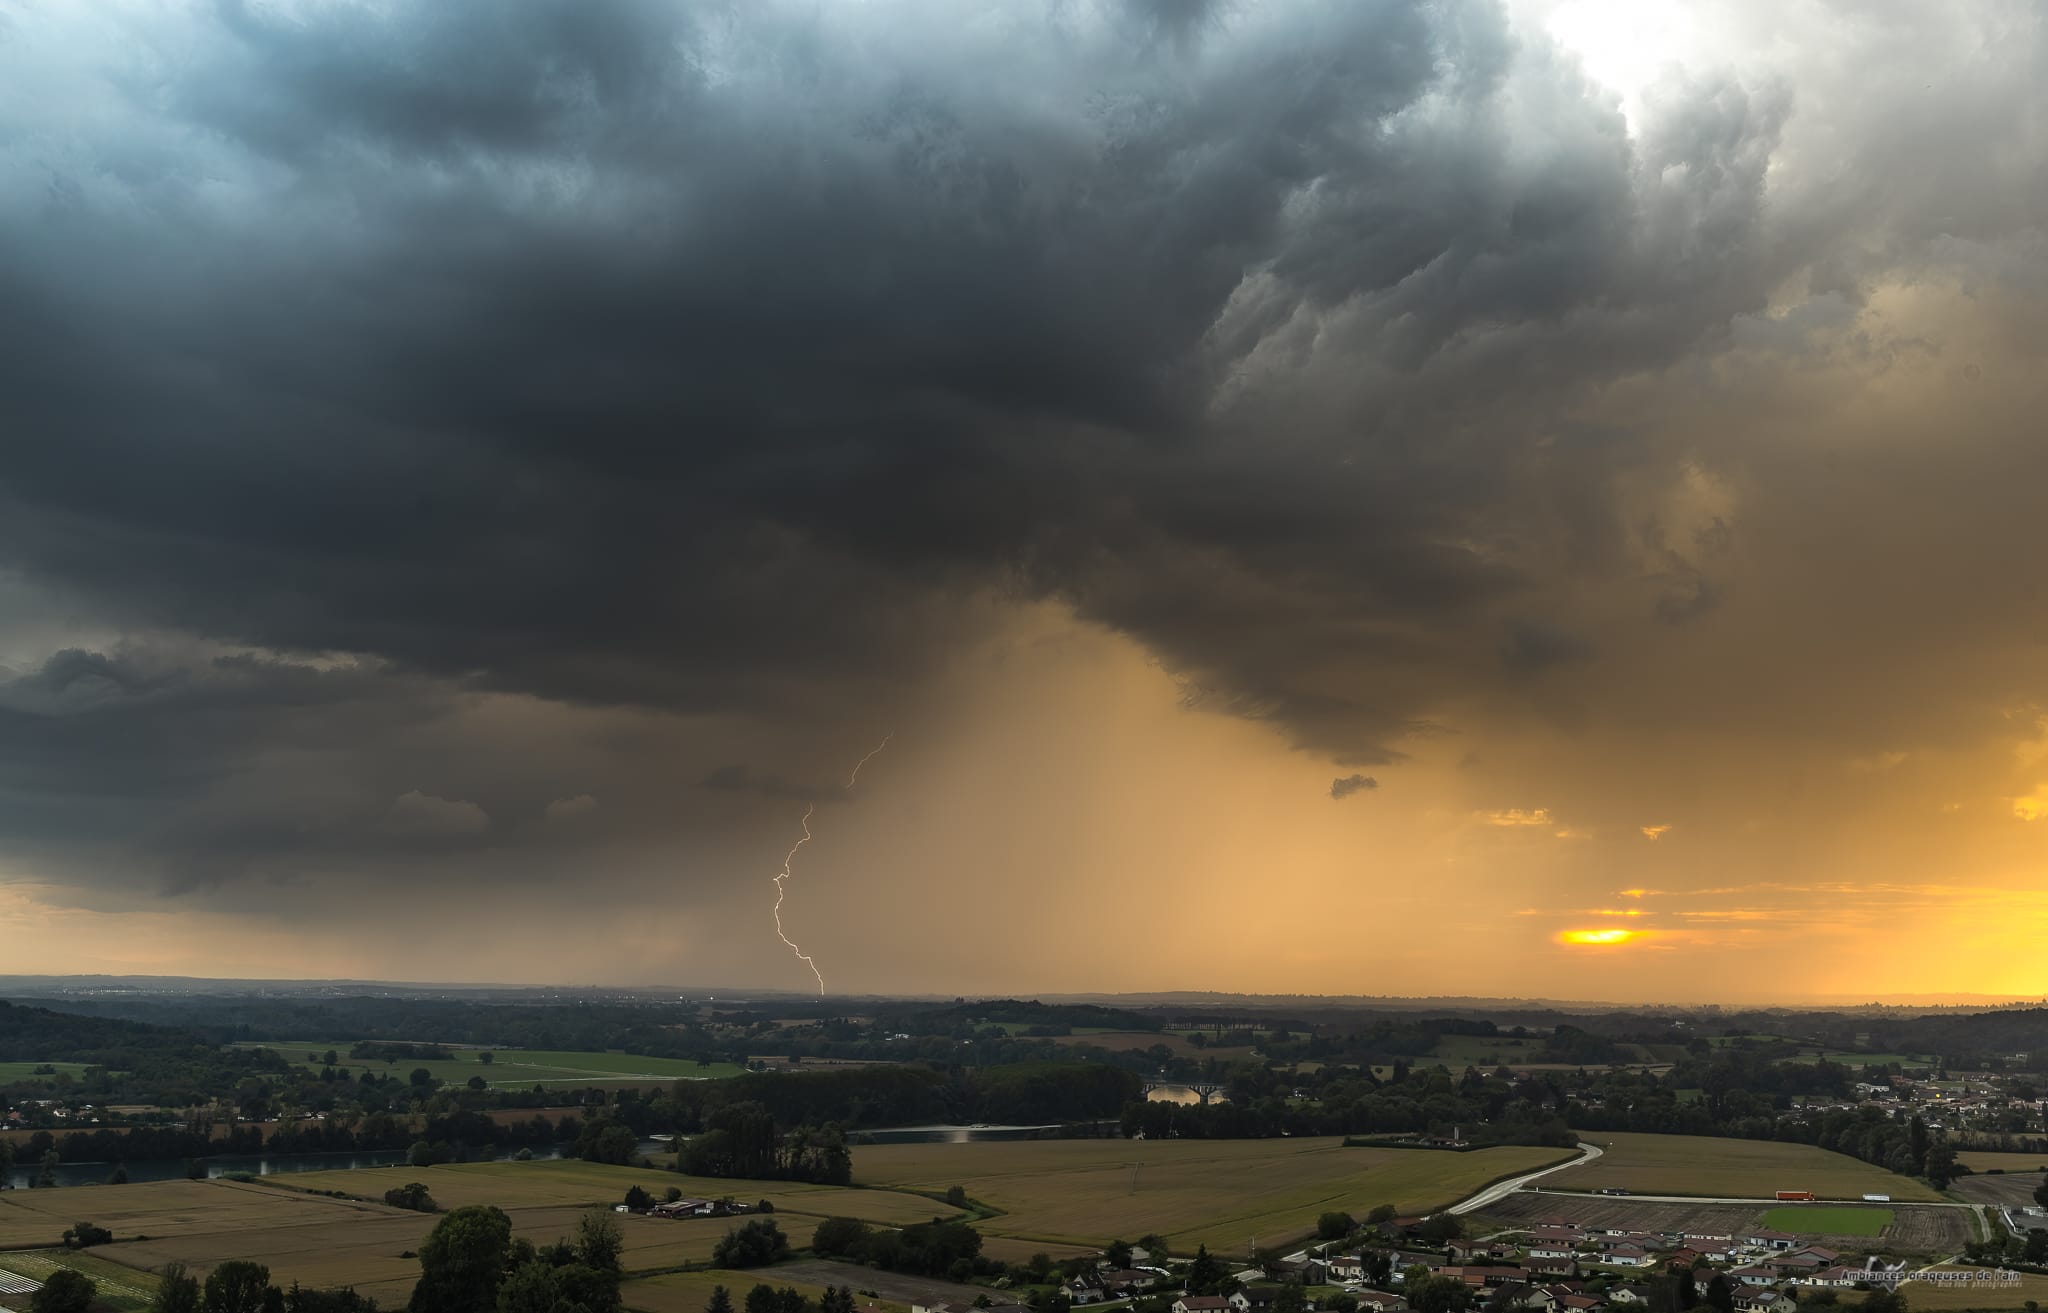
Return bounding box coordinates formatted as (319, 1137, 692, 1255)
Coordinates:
(2, 0, 2046, 994)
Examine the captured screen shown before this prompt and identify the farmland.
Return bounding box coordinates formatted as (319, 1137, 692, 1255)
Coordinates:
(1959, 1151, 2048, 1173)
(275, 1160, 950, 1226)
(0, 1061, 94, 1083)
(1760, 1205, 1892, 1235)
(1886, 1269, 2048, 1310)
(1562, 1132, 1943, 1201)
(236, 1043, 745, 1088)
(0, 1250, 160, 1313)
(1473, 1192, 1972, 1256)
(853, 1136, 1573, 1250)
(0, 1161, 946, 1309)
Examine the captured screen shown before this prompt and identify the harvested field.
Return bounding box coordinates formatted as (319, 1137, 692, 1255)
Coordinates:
(1951, 1173, 2041, 1210)
(854, 1137, 1572, 1250)
(273, 1160, 944, 1225)
(1881, 1268, 2048, 1310)
(108, 1201, 716, 1306)
(1565, 1132, 1941, 1201)
(1959, 1152, 2048, 1174)
(0, 1177, 380, 1249)
(1472, 1192, 1972, 1256)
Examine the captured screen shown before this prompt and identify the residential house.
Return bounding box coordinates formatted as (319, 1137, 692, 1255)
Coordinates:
(1740, 1230, 1798, 1252)
(1726, 1265, 1779, 1288)
(1599, 1245, 1650, 1268)
(1229, 1287, 1285, 1313)
(1065, 1277, 1105, 1305)
(1731, 1293, 1795, 1313)
(1354, 1296, 1407, 1313)
(1174, 1298, 1233, 1313)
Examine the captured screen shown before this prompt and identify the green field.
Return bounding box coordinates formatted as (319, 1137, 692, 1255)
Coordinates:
(1762, 1205, 1893, 1235)
(1566, 1132, 1943, 1201)
(0, 1060, 95, 1082)
(0, 1250, 161, 1313)
(853, 1136, 1572, 1250)
(237, 1042, 745, 1088)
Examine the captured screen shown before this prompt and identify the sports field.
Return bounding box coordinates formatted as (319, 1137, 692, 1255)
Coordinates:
(237, 1043, 744, 1088)
(1563, 1132, 1942, 1201)
(1761, 1205, 1892, 1235)
(853, 1137, 1572, 1250)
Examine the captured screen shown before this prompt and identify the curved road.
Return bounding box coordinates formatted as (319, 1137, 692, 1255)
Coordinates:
(1446, 1141, 1605, 1215)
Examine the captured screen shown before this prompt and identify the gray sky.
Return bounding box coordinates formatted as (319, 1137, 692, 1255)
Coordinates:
(2, 0, 2046, 1000)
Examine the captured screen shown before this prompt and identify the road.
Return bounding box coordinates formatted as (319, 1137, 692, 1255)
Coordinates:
(1446, 1141, 1604, 1215)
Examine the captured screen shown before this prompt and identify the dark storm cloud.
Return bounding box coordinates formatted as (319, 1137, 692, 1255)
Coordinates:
(1, 0, 2044, 899)
(699, 765, 832, 803)
(1329, 774, 1378, 801)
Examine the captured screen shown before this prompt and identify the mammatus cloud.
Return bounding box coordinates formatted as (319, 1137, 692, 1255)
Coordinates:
(1329, 774, 1378, 800)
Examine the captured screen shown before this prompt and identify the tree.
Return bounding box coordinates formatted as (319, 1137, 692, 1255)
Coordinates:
(746, 1286, 780, 1313)
(577, 1210, 625, 1274)
(715, 1218, 791, 1269)
(1925, 1140, 1957, 1190)
(408, 1205, 513, 1313)
(30, 1270, 96, 1313)
(2034, 1176, 2048, 1212)
(282, 1286, 380, 1312)
(946, 1185, 970, 1208)
(822, 1289, 855, 1313)
(624, 1185, 654, 1211)
(812, 1217, 872, 1259)
(2026, 1229, 2048, 1265)
(1187, 1246, 1226, 1296)
(155, 1263, 203, 1313)
(1702, 1274, 1734, 1313)
(203, 1261, 276, 1313)
(62, 1220, 113, 1248)
(409, 1068, 434, 1089)
(107, 1165, 129, 1185)
(1406, 1277, 1470, 1313)
(1275, 1286, 1308, 1313)
(0, 1139, 13, 1188)
(706, 1288, 735, 1313)
(383, 1183, 437, 1213)
(35, 1150, 58, 1188)
(478, 1051, 494, 1065)
(1318, 1212, 1355, 1241)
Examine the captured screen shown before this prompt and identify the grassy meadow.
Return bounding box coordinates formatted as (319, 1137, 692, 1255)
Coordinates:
(1563, 1132, 1943, 1201)
(236, 1042, 744, 1088)
(853, 1136, 1572, 1250)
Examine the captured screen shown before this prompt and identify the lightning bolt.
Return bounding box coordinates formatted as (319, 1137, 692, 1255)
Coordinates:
(770, 736, 891, 995)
